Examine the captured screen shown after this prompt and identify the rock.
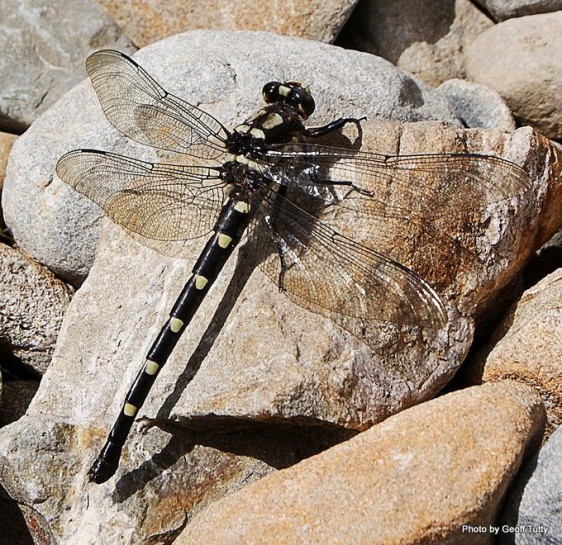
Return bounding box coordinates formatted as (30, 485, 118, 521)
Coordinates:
(0, 32, 558, 544)
(465, 12, 562, 141)
(435, 78, 516, 131)
(1, 30, 460, 284)
(97, 0, 358, 47)
(475, 0, 562, 21)
(0, 381, 39, 426)
(0, 414, 350, 544)
(337, 0, 493, 86)
(0, 0, 136, 132)
(469, 268, 562, 435)
(0, 119, 549, 543)
(0, 132, 17, 189)
(176, 381, 545, 545)
(499, 424, 562, 544)
(0, 244, 73, 375)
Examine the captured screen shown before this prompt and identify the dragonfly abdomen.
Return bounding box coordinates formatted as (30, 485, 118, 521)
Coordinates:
(88, 196, 253, 483)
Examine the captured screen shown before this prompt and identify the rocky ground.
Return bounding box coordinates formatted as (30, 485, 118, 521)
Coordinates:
(0, 1, 561, 544)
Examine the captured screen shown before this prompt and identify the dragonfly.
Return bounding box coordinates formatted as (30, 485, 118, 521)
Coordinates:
(55, 49, 531, 484)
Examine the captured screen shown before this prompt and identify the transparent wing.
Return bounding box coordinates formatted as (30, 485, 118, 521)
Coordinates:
(56, 150, 226, 256)
(250, 189, 447, 329)
(85, 50, 229, 160)
(262, 144, 531, 226)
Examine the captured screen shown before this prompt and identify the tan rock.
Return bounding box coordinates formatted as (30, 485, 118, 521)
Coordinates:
(0, 131, 17, 189)
(466, 12, 562, 140)
(470, 269, 562, 436)
(177, 381, 545, 545)
(97, 0, 357, 46)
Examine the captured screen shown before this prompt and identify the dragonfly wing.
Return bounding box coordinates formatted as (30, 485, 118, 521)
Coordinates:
(85, 50, 229, 160)
(56, 150, 226, 257)
(249, 189, 447, 329)
(262, 144, 531, 222)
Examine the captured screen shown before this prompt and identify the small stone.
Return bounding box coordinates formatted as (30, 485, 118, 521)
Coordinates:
(470, 269, 562, 435)
(499, 424, 562, 544)
(475, 0, 562, 21)
(0, 244, 73, 375)
(435, 78, 515, 131)
(466, 12, 562, 140)
(177, 381, 545, 545)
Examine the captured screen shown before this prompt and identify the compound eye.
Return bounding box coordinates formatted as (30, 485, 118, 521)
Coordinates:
(262, 81, 282, 103)
(289, 87, 315, 119)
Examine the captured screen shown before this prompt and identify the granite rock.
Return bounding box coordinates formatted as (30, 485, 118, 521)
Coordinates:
(177, 381, 545, 545)
(475, 0, 562, 21)
(0, 0, 135, 132)
(0, 244, 73, 375)
(338, 0, 493, 86)
(466, 11, 562, 140)
(499, 423, 562, 544)
(470, 268, 562, 435)
(97, 0, 358, 46)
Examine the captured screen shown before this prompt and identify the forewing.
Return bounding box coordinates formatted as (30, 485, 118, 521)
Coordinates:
(250, 190, 447, 329)
(262, 144, 531, 225)
(56, 150, 225, 256)
(85, 50, 229, 160)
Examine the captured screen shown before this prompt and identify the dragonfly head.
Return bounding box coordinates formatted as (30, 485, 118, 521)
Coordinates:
(262, 81, 315, 120)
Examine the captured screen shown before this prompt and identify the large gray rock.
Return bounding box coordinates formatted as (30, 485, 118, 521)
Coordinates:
(0, 0, 135, 132)
(2, 30, 460, 285)
(499, 424, 562, 544)
(466, 11, 562, 141)
(475, 0, 562, 21)
(338, 0, 493, 86)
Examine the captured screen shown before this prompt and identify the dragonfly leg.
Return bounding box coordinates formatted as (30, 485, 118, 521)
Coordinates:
(302, 117, 365, 139)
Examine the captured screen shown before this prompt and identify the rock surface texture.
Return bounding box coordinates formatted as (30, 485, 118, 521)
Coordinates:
(0, 244, 73, 374)
(97, 0, 358, 46)
(0, 0, 136, 132)
(499, 424, 562, 544)
(471, 268, 562, 435)
(0, 4, 561, 543)
(475, 0, 562, 20)
(466, 11, 562, 141)
(176, 381, 545, 545)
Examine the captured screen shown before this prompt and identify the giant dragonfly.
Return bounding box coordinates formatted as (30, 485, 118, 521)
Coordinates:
(56, 50, 530, 484)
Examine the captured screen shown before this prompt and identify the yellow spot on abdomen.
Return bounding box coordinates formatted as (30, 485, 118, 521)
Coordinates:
(195, 275, 209, 290)
(234, 201, 251, 214)
(262, 113, 284, 129)
(145, 360, 159, 375)
(218, 233, 233, 248)
(124, 403, 138, 417)
(170, 317, 184, 333)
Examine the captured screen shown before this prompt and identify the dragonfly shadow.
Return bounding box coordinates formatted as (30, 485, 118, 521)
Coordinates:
(112, 415, 356, 502)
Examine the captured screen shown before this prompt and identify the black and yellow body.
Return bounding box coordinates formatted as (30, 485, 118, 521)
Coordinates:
(83, 75, 359, 484)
